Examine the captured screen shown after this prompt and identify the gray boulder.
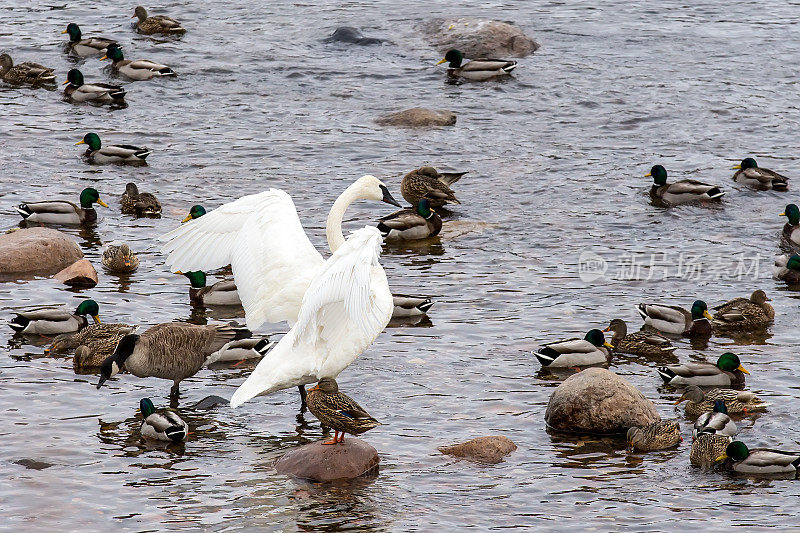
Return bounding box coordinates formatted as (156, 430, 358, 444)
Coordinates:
(0, 227, 83, 278)
(421, 18, 539, 58)
(275, 438, 379, 481)
(375, 107, 456, 128)
(439, 435, 517, 464)
(545, 367, 659, 434)
(53, 259, 98, 288)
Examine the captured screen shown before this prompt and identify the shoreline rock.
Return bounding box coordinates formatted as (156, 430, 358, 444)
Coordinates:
(420, 18, 539, 59)
(274, 438, 379, 482)
(53, 259, 98, 288)
(0, 227, 83, 279)
(439, 435, 517, 464)
(375, 107, 456, 128)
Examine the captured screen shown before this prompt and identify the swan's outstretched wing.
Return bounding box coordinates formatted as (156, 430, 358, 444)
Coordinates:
(230, 227, 393, 407)
(160, 190, 324, 328)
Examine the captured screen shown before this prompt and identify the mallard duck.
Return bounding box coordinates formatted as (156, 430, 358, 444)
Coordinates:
(690, 433, 732, 468)
(773, 254, 800, 284)
(646, 165, 725, 206)
(637, 300, 712, 337)
(101, 44, 175, 81)
(307, 377, 381, 444)
(63, 69, 126, 104)
(534, 329, 614, 367)
(16, 187, 108, 225)
(733, 158, 788, 190)
(9, 300, 100, 335)
(77, 133, 150, 165)
(674, 384, 767, 418)
(204, 337, 270, 365)
(693, 400, 737, 440)
(102, 242, 139, 273)
(46, 322, 136, 355)
(603, 318, 676, 357)
(121, 183, 161, 216)
(178, 271, 241, 306)
(436, 49, 517, 81)
(626, 420, 682, 451)
(400, 166, 464, 208)
(391, 295, 433, 318)
(139, 398, 187, 442)
(0, 54, 55, 85)
(780, 204, 800, 247)
(182, 204, 206, 222)
(98, 322, 247, 397)
(657, 352, 750, 387)
(378, 199, 442, 241)
(711, 290, 774, 332)
(133, 6, 186, 35)
(62, 23, 117, 57)
(717, 441, 800, 475)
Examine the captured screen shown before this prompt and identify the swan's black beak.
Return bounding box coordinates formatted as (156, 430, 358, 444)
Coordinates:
(380, 185, 401, 207)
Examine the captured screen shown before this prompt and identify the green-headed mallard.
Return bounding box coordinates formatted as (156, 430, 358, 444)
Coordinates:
(178, 271, 240, 306)
(98, 322, 246, 397)
(139, 398, 187, 442)
(693, 400, 737, 440)
(46, 322, 136, 355)
(133, 6, 186, 35)
(63, 69, 126, 104)
(307, 377, 381, 444)
(391, 295, 433, 318)
(77, 133, 150, 165)
(657, 352, 749, 387)
(121, 183, 161, 216)
(690, 433, 732, 469)
(102, 242, 139, 273)
(674, 384, 767, 418)
(780, 204, 800, 247)
(773, 254, 800, 284)
(732, 158, 788, 190)
(182, 204, 206, 222)
(101, 44, 175, 81)
(62, 23, 117, 57)
(0, 54, 55, 85)
(626, 419, 682, 451)
(637, 300, 712, 337)
(603, 318, 676, 357)
(400, 166, 464, 208)
(646, 165, 725, 206)
(534, 329, 614, 367)
(436, 49, 517, 81)
(717, 441, 800, 475)
(378, 199, 442, 241)
(15, 187, 108, 225)
(9, 300, 100, 335)
(711, 290, 774, 332)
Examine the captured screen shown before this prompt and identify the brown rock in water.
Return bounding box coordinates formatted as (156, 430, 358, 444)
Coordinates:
(421, 18, 539, 58)
(545, 367, 659, 434)
(375, 107, 456, 128)
(0, 227, 83, 278)
(439, 435, 517, 464)
(53, 259, 98, 288)
(274, 438, 379, 482)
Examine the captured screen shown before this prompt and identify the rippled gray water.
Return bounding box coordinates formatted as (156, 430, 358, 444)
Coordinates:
(2, 0, 800, 530)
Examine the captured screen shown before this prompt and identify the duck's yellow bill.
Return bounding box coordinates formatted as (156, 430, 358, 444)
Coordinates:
(174, 270, 184, 275)
(603, 341, 614, 349)
(61, 30, 68, 34)
(75, 140, 85, 145)
(780, 212, 786, 216)
(97, 199, 109, 208)
(436, 58, 447, 65)
(703, 310, 714, 320)
(737, 365, 750, 375)
(93, 315, 101, 324)
(644, 172, 652, 177)
(715, 453, 728, 462)
(732, 164, 742, 170)
(673, 397, 686, 405)
(99, 55, 107, 61)
(181, 214, 193, 223)
(62, 80, 69, 85)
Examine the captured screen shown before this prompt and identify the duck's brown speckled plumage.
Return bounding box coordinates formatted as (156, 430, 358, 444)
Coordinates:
(102, 243, 140, 273)
(604, 319, 676, 357)
(675, 385, 767, 418)
(0, 54, 55, 85)
(400, 166, 464, 208)
(690, 433, 731, 469)
(121, 183, 161, 216)
(133, 6, 186, 35)
(48, 322, 135, 355)
(712, 290, 774, 332)
(307, 378, 380, 443)
(627, 420, 682, 451)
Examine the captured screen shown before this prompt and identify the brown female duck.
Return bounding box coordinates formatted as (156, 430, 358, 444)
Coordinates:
(400, 166, 465, 208)
(603, 318, 675, 357)
(711, 290, 774, 332)
(307, 377, 381, 444)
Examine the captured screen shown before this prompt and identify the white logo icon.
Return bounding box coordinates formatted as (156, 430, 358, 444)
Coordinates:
(578, 251, 607, 282)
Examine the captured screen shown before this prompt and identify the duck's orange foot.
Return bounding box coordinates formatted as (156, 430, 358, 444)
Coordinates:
(321, 438, 338, 445)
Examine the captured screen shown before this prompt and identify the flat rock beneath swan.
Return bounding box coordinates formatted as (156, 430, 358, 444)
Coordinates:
(0, 228, 83, 279)
(420, 18, 539, 58)
(545, 367, 659, 434)
(274, 438, 379, 481)
(375, 107, 456, 128)
(439, 435, 517, 464)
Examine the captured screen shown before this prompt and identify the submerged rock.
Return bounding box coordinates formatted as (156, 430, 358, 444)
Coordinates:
(420, 18, 539, 58)
(375, 107, 456, 128)
(274, 438, 379, 481)
(53, 259, 98, 288)
(439, 435, 517, 464)
(324, 26, 385, 45)
(545, 367, 659, 434)
(0, 227, 83, 278)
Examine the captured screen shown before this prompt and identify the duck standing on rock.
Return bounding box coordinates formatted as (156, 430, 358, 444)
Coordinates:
(732, 158, 788, 190)
(378, 199, 442, 241)
(637, 300, 712, 338)
(139, 398, 187, 442)
(0, 54, 55, 86)
(436, 49, 517, 81)
(603, 318, 675, 357)
(77, 133, 150, 165)
(133, 6, 186, 35)
(711, 290, 774, 332)
(307, 378, 381, 445)
(10, 300, 100, 335)
(400, 166, 464, 208)
(657, 352, 750, 387)
(646, 165, 725, 206)
(102, 242, 139, 273)
(16, 187, 108, 226)
(121, 183, 161, 216)
(534, 329, 614, 367)
(674, 384, 767, 418)
(101, 44, 175, 81)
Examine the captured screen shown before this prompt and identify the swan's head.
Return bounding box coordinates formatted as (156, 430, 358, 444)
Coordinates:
(354, 175, 401, 207)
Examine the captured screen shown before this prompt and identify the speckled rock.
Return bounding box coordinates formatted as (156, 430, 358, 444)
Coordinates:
(439, 435, 517, 464)
(545, 368, 660, 434)
(275, 438, 379, 481)
(53, 259, 98, 288)
(0, 227, 83, 278)
(421, 18, 539, 58)
(375, 107, 456, 128)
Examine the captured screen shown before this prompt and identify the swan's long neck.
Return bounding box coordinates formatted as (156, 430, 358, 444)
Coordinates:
(326, 183, 364, 253)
